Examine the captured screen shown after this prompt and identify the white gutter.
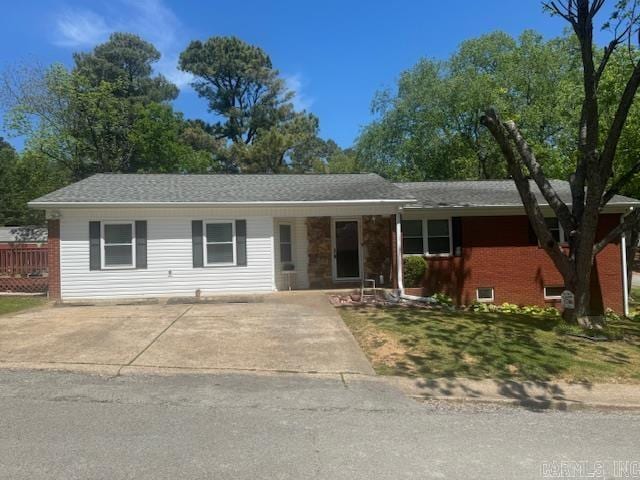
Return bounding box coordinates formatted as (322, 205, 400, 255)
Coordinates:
(28, 199, 415, 208)
(395, 209, 404, 294)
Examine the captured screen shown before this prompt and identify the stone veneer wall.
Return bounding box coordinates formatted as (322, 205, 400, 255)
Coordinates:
(306, 217, 333, 288)
(306, 215, 393, 289)
(362, 215, 392, 287)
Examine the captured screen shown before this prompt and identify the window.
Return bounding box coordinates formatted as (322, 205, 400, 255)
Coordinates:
(544, 218, 565, 243)
(427, 219, 451, 255)
(102, 222, 135, 268)
(402, 220, 424, 254)
(476, 287, 494, 303)
(544, 286, 564, 300)
(402, 218, 452, 256)
(279, 223, 293, 263)
(205, 221, 235, 265)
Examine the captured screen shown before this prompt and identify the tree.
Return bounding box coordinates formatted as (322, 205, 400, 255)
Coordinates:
(0, 138, 67, 225)
(179, 36, 325, 172)
(73, 32, 178, 103)
(0, 34, 220, 180)
(356, 31, 582, 181)
(480, 0, 640, 324)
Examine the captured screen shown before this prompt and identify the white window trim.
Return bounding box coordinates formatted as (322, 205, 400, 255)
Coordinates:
(277, 222, 294, 265)
(401, 219, 424, 256)
(544, 218, 566, 244)
(476, 287, 494, 303)
(544, 286, 564, 300)
(402, 217, 453, 257)
(425, 218, 453, 257)
(204, 220, 236, 267)
(101, 221, 136, 270)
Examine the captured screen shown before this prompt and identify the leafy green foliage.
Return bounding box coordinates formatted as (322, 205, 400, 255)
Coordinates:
(73, 32, 178, 103)
(469, 302, 560, 317)
(431, 292, 453, 306)
(357, 31, 582, 181)
(402, 256, 427, 288)
(179, 35, 338, 173)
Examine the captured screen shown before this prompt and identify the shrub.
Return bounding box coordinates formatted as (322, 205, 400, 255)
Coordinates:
(403, 256, 427, 288)
(432, 292, 453, 306)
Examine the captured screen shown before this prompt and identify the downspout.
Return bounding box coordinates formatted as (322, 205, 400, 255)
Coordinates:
(621, 212, 630, 317)
(395, 208, 404, 294)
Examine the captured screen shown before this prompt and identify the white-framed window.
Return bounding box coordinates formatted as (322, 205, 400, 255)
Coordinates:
(476, 287, 494, 303)
(205, 221, 236, 266)
(401, 220, 424, 254)
(426, 219, 451, 256)
(544, 218, 566, 244)
(102, 221, 135, 269)
(544, 286, 564, 300)
(402, 218, 452, 256)
(279, 223, 293, 264)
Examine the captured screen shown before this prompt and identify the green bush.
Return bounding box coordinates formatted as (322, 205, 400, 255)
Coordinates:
(432, 292, 453, 306)
(403, 256, 427, 288)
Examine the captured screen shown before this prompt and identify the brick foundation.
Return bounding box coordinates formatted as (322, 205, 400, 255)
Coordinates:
(47, 219, 61, 301)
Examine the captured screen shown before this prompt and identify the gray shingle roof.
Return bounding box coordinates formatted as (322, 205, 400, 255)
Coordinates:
(30, 173, 414, 205)
(394, 179, 640, 208)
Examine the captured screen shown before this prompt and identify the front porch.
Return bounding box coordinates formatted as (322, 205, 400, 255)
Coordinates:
(273, 215, 398, 291)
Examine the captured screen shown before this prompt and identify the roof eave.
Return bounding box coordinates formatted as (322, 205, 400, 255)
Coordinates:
(28, 199, 416, 209)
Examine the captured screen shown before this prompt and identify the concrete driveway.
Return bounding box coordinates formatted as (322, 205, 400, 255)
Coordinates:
(0, 293, 373, 375)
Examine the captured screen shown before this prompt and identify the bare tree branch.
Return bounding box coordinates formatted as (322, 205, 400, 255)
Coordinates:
(593, 208, 640, 255)
(503, 120, 575, 232)
(600, 61, 640, 180)
(481, 108, 572, 278)
(603, 160, 640, 205)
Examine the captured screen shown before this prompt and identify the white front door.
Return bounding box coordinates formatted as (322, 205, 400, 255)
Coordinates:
(332, 218, 362, 281)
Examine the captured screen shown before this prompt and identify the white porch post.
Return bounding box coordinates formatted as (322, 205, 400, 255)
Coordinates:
(622, 229, 630, 317)
(396, 209, 404, 293)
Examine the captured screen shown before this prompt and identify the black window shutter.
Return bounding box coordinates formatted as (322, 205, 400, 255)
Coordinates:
(527, 220, 538, 245)
(135, 221, 147, 269)
(192, 220, 203, 268)
(451, 217, 463, 256)
(89, 221, 101, 270)
(236, 220, 247, 266)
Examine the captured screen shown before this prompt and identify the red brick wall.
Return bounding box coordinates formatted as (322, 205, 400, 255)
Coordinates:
(411, 214, 624, 313)
(47, 219, 61, 301)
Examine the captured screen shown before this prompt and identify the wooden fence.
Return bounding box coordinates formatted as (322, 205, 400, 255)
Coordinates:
(0, 245, 48, 293)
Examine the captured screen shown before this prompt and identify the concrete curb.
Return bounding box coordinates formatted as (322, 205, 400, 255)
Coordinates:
(382, 375, 640, 411)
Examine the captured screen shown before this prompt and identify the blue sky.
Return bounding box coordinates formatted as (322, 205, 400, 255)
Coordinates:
(1, 1, 584, 150)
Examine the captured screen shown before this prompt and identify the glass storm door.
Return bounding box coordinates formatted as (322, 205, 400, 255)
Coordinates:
(333, 219, 361, 280)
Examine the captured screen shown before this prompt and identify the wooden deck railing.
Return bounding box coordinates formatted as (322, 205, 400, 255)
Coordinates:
(0, 246, 48, 276)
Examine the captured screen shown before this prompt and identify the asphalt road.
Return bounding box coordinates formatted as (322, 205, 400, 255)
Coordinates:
(1, 370, 639, 480)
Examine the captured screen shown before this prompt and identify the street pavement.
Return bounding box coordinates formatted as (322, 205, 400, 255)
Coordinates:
(1, 369, 639, 479)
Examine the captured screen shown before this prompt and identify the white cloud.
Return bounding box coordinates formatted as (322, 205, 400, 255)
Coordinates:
(53, 9, 110, 47)
(52, 0, 191, 88)
(284, 73, 314, 112)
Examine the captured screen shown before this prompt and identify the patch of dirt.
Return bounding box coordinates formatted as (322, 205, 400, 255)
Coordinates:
(462, 353, 478, 366)
(358, 327, 417, 374)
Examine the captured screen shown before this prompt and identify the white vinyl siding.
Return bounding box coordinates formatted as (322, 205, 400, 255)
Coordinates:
(59, 208, 275, 299)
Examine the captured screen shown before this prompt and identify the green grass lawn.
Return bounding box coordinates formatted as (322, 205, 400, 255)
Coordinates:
(340, 306, 640, 384)
(0, 296, 47, 316)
